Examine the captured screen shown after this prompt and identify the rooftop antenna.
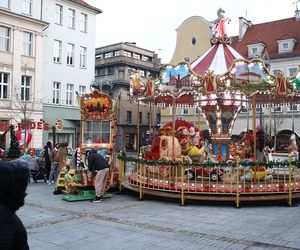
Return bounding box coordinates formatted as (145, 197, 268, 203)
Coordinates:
(245, 9, 248, 19)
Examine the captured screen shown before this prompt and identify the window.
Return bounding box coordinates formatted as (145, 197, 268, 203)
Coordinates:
(0, 72, 8, 99)
(21, 75, 31, 101)
(251, 47, 258, 55)
(22, 31, 32, 56)
(133, 53, 140, 59)
(68, 9, 75, 29)
(183, 108, 189, 115)
(273, 69, 281, 76)
(126, 111, 132, 123)
(147, 112, 150, 124)
(52, 82, 60, 104)
(240, 107, 248, 113)
(282, 42, 289, 50)
(78, 85, 86, 96)
(108, 67, 114, 75)
(142, 55, 150, 61)
(128, 67, 135, 74)
(156, 113, 161, 124)
(256, 107, 263, 113)
(138, 70, 145, 77)
(104, 52, 112, 58)
(124, 51, 131, 57)
(114, 50, 120, 56)
(95, 53, 103, 59)
(273, 106, 281, 112)
(191, 37, 196, 46)
(66, 43, 74, 65)
(66, 83, 74, 105)
(0, 26, 10, 52)
(21, 0, 31, 15)
(55, 4, 63, 25)
(53, 40, 62, 63)
(79, 46, 86, 68)
(80, 13, 87, 32)
(0, 0, 9, 8)
(98, 68, 105, 76)
(289, 67, 297, 76)
(139, 112, 142, 124)
(288, 104, 298, 112)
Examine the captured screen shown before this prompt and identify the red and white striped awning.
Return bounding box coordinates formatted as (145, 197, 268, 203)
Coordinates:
(191, 43, 244, 75)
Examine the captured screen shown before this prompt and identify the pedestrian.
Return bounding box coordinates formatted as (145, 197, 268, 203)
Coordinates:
(0, 160, 30, 249)
(44, 140, 52, 181)
(48, 143, 61, 185)
(87, 149, 110, 203)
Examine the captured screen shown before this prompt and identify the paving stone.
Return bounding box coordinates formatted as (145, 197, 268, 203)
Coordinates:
(18, 183, 300, 250)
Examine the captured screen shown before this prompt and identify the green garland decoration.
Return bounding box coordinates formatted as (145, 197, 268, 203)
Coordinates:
(117, 154, 297, 168)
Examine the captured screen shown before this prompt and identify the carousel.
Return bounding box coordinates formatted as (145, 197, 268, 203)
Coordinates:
(117, 9, 300, 207)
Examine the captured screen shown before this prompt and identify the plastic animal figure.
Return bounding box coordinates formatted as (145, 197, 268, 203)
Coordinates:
(239, 163, 272, 182)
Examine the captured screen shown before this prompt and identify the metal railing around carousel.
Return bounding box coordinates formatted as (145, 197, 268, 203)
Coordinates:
(117, 152, 300, 208)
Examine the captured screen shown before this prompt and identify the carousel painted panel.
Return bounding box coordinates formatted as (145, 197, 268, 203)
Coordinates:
(217, 59, 276, 96)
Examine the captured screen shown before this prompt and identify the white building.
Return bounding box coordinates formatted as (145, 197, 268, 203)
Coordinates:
(41, 0, 102, 148)
(231, 11, 300, 143)
(0, 0, 101, 150)
(0, 0, 48, 149)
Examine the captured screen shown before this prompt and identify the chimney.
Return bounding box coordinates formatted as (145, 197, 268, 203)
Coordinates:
(238, 17, 252, 41)
(295, 9, 300, 21)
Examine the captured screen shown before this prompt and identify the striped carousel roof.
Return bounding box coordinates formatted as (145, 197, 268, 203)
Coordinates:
(191, 43, 244, 75)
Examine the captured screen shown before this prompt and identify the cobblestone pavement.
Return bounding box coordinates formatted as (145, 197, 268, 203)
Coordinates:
(18, 181, 300, 250)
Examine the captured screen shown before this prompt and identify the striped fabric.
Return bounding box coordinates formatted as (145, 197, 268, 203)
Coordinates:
(191, 44, 244, 75)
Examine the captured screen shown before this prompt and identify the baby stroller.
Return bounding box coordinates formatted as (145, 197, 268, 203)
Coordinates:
(31, 156, 47, 183)
(19, 154, 47, 183)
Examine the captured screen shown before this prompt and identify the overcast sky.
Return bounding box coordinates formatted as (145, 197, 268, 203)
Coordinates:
(85, 0, 297, 63)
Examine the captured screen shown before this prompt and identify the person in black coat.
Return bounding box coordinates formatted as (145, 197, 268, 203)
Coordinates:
(44, 140, 52, 181)
(88, 149, 109, 203)
(0, 160, 30, 250)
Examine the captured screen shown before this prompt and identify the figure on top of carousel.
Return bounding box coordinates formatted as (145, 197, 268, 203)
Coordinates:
(210, 8, 231, 38)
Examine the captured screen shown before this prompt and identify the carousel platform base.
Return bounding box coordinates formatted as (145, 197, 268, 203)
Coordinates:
(122, 183, 300, 205)
(62, 190, 112, 202)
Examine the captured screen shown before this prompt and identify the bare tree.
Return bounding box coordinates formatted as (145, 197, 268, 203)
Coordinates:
(5, 67, 43, 149)
(264, 106, 284, 150)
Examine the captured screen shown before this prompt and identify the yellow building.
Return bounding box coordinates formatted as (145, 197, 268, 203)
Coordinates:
(162, 16, 211, 130)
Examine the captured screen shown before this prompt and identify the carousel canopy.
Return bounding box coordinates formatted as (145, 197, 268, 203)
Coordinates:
(191, 39, 244, 75)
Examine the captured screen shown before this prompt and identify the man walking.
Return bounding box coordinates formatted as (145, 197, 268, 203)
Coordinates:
(48, 143, 61, 185)
(88, 149, 109, 203)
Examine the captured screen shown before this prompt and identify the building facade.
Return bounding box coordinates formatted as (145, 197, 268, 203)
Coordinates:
(0, 0, 48, 149)
(170, 16, 211, 65)
(41, 0, 101, 148)
(0, 0, 101, 150)
(231, 11, 300, 141)
(94, 42, 161, 151)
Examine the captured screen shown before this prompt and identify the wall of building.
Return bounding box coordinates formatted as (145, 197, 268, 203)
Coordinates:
(40, 0, 100, 147)
(95, 42, 161, 151)
(170, 16, 211, 64)
(0, 4, 47, 149)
